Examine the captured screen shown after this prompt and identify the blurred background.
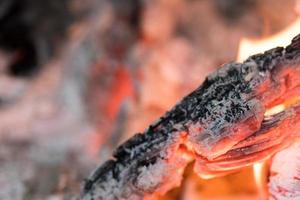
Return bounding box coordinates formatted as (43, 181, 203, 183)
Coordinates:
(0, 0, 299, 199)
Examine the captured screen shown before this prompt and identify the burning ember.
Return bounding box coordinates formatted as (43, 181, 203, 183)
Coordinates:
(1, 1, 300, 200)
(238, 15, 300, 200)
(80, 27, 300, 200)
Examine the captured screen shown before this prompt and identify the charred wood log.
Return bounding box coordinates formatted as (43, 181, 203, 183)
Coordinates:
(79, 35, 300, 200)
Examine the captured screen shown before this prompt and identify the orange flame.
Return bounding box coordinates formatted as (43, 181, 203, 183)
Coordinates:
(237, 18, 300, 62)
(253, 162, 268, 200)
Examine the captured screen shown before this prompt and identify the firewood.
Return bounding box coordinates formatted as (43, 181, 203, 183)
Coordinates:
(79, 34, 300, 200)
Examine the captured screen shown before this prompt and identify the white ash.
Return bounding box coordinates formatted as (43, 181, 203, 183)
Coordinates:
(0, 164, 26, 200)
(136, 158, 167, 191)
(269, 141, 300, 199)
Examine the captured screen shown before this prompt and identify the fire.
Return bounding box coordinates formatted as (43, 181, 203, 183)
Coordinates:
(237, 16, 300, 199)
(253, 162, 268, 200)
(264, 104, 285, 117)
(264, 97, 300, 118)
(237, 18, 300, 62)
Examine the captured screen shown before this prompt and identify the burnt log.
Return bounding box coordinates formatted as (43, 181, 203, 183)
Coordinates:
(79, 34, 300, 200)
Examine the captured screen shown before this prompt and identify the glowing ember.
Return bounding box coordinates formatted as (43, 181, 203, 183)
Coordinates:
(264, 98, 300, 119)
(237, 16, 300, 200)
(264, 104, 286, 117)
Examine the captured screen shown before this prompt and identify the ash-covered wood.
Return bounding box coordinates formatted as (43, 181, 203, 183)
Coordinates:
(79, 35, 300, 200)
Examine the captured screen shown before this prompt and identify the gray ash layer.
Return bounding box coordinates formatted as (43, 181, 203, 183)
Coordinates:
(80, 34, 300, 200)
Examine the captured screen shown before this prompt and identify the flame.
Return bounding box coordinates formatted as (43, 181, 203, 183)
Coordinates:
(253, 162, 268, 200)
(237, 18, 300, 62)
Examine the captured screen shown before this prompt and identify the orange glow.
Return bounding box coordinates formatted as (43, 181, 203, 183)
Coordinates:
(253, 162, 263, 184)
(237, 18, 300, 62)
(253, 162, 268, 200)
(264, 104, 285, 117)
(264, 97, 300, 117)
(284, 96, 300, 108)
